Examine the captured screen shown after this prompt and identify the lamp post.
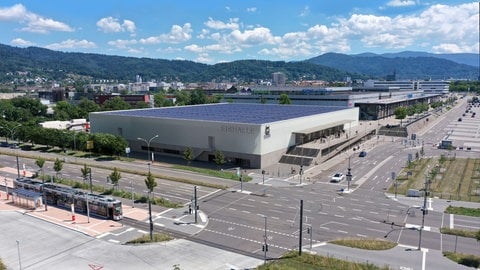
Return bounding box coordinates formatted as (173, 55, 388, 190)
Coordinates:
(137, 135, 159, 171)
(263, 216, 268, 265)
(0, 124, 22, 146)
(16, 240, 22, 270)
(346, 155, 352, 191)
(418, 175, 431, 250)
(0, 123, 22, 144)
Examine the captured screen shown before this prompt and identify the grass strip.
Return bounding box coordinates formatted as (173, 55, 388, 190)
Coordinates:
(440, 227, 479, 239)
(257, 251, 390, 270)
(443, 252, 480, 268)
(329, 238, 397, 250)
(125, 233, 174, 244)
(444, 206, 480, 217)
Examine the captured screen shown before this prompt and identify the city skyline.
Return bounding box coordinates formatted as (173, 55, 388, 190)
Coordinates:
(0, 1, 478, 64)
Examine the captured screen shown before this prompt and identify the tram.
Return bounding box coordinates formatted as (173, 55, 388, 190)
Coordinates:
(14, 177, 123, 220)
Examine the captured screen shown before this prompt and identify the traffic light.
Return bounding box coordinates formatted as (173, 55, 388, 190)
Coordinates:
(262, 244, 269, 252)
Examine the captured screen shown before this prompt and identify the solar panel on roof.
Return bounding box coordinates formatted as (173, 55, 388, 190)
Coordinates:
(99, 103, 348, 124)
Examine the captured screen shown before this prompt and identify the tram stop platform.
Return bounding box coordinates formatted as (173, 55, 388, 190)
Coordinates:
(0, 185, 208, 240)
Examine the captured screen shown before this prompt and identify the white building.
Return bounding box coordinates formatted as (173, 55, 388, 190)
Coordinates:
(89, 103, 359, 168)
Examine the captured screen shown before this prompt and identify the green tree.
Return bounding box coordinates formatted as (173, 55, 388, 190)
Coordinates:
(54, 100, 80, 120)
(394, 107, 407, 126)
(189, 89, 207, 105)
(406, 106, 415, 116)
(278, 93, 291, 105)
(108, 167, 121, 190)
(10, 96, 47, 118)
(183, 147, 193, 165)
(145, 171, 157, 241)
(77, 97, 100, 118)
(174, 90, 190, 106)
(213, 150, 225, 169)
(102, 96, 131, 111)
(91, 133, 128, 156)
(53, 158, 63, 178)
(81, 164, 91, 182)
(35, 157, 45, 179)
(476, 229, 480, 242)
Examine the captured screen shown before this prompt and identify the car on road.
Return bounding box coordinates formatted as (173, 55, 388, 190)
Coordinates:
(359, 151, 367, 157)
(331, 173, 345, 183)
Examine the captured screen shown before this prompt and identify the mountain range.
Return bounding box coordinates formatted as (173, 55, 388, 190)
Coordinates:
(307, 52, 478, 80)
(0, 43, 478, 85)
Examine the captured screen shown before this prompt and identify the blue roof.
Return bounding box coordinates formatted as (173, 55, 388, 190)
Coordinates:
(102, 103, 348, 124)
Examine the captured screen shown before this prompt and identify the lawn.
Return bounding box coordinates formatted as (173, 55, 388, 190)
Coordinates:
(388, 156, 480, 202)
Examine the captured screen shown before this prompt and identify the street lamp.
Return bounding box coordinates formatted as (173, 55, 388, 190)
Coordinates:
(263, 216, 268, 265)
(137, 135, 159, 171)
(346, 155, 352, 191)
(0, 123, 22, 144)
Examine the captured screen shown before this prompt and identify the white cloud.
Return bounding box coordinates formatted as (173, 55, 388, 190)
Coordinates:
(184, 44, 204, 53)
(246, 7, 257, 13)
(140, 23, 192, 44)
(0, 3, 73, 33)
(330, 2, 479, 52)
(45, 39, 96, 50)
(432, 42, 480, 54)
(205, 17, 239, 30)
(230, 27, 278, 45)
(96, 17, 136, 34)
(183, 2, 478, 61)
(11, 38, 35, 47)
(0, 3, 27, 21)
(107, 39, 138, 49)
(387, 0, 416, 7)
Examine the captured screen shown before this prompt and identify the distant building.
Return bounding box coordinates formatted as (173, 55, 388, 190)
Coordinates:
(272, 72, 286, 86)
(94, 94, 150, 106)
(39, 119, 89, 131)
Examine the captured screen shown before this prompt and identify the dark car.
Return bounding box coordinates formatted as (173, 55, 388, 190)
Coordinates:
(359, 151, 367, 157)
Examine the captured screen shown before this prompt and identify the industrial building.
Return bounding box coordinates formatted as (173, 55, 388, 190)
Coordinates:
(89, 103, 359, 169)
(224, 81, 445, 120)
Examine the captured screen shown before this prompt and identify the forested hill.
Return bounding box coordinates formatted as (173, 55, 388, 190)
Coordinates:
(0, 44, 356, 83)
(307, 52, 478, 80)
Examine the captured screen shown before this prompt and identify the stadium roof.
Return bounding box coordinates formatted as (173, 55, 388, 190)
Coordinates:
(99, 103, 348, 124)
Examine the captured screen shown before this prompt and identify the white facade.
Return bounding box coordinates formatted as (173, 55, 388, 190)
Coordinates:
(90, 104, 358, 168)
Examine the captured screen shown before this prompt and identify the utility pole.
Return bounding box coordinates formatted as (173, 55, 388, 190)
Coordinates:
(194, 186, 198, 224)
(263, 216, 268, 265)
(418, 174, 430, 250)
(89, 170, 93, 194)
(346, 155, 352, 191)
(298, 199, 303, 256)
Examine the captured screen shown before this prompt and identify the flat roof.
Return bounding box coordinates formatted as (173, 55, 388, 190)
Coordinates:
(98, 103, 349, 124)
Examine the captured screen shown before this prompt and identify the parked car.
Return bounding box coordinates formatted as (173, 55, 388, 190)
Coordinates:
(359, 151, 367, 157)
(331, 173, 345, 183)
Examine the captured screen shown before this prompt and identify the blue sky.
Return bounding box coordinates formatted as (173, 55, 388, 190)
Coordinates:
(0, 1, 478, 64)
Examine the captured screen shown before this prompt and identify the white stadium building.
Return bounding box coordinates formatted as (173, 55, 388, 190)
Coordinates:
(90, 103, 359, 169)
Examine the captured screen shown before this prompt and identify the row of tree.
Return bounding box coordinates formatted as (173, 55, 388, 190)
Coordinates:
(35, 156, 159, 241)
